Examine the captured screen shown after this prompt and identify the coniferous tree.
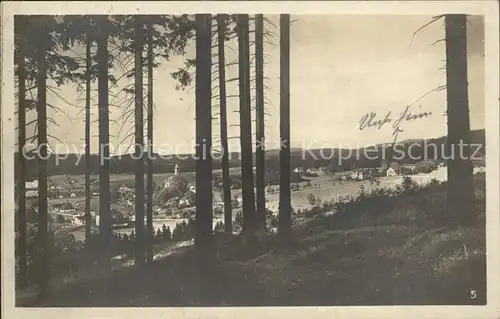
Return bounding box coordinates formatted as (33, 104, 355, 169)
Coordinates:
(445, 14, 475, 223)
(15, 16, 28, 288)
(194, 13, 214, 274)
(236, 14, 258, 240)
(255, 14, 266, 229)
(134, 17, 146, 267)
(35, 19, 49, 302)
(146, 19, 154, 263)
(216, 14, 233, 234)
(84, 33, 92, 247)
(96, 16, 112, 272)
(278, 14, 292, 238)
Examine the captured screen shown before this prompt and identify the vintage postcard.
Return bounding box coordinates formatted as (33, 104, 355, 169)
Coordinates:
(1, 1, 499, 319)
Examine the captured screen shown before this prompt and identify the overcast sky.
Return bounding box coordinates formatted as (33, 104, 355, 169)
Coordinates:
(21, 14, 485, 155)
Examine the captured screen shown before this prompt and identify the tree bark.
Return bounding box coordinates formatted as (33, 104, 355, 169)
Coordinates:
(36, 26, 49, 302)
(278, 14, 292, 237)
(445, 14, 475, 223)
(255, 14, 266, 230)
(216, 14, 233, 234)
(97, 26, 111, 272)
(134, 20, 146, 266)
(195, 14, 214, 269)
(146, 20, 154, 263)
(16, 19, 28, 288)
(236, 14, 257, 238)
(84, 36, 92, 250)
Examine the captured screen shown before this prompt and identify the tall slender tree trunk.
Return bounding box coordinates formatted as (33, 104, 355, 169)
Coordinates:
(134, 21, 146, 266)
(216, 14, 233, 234)
(195, 13, 214, 274)
(278, 14, 292, 238)
(255, 14, 266, 230)
(146, 20, 154, 263)
(36, 28, 49, 302)
(97, 27, 111, 272)
(236, 14, 257, 239)
(16, 23, 28, 288)
(84, 36, 92, 250)
(445, 14, 475, 223)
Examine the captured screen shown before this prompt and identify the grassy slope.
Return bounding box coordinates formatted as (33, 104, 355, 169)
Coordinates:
(20, 174, 486, 307)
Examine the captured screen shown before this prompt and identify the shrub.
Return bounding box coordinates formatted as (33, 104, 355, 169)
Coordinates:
(315, 195, 322, 207)
(233, 210, 243, 229)
(307, 193, 316, 206)
(268, 214, 279, 228)
(161, 224, 172, 241)
(429, 178, 440, 187)
(214, 221, 225, 232)
(358, 184, 367, 198)
(322, 200, 333, 211)
(55, 214, 66, 224)
(172, 220, 194, 242)
(415, 159, 439, 173)
(213, 206, 223, 215)
(401, 176, 419, 193)
(305, 205, 323, 218)
(369, 177, 381, 188)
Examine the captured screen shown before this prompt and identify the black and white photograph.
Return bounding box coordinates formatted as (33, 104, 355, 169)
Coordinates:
(1, 1, 499, 318)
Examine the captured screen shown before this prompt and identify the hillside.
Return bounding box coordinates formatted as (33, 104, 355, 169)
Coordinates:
(15, 129, 485, 178)
(20, 173, 486, 306)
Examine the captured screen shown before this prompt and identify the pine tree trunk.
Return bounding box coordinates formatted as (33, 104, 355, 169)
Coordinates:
(146, 20, 154, 263)
(278, 14, 292, 238)
(36, 27, 49, 302)
(16, 21, 28, 288)
(134, 20, 146, 267)
(445, 14, 475, 223)
(97, 26, 111, 272)
(236, 14, 257, 239)
(84, 36, 92, 251)
(195, 13, 214, 271)
(216, 14, 233, 234)
(255, 14, 266, 230)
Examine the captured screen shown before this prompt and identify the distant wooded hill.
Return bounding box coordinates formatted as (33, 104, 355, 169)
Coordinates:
(15, 129, 485, 179)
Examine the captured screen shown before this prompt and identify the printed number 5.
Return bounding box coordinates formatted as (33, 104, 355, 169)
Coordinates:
(470, 290, 477, 299)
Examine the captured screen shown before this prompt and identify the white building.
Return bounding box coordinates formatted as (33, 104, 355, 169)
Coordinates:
(188, 184, 196, 193)
(25, 180, 38, 198)
(236, 195, 243, 206)
(386, 167, 396, 177)
(26, 180, 38, 189)
(293, 167, 305, 174)
(71, 215, 85, 226)
(351, 170, 364, 180)
(178, 198, 190, 207)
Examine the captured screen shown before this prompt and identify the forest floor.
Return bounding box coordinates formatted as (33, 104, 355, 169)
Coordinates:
(18, 175, 487, 307)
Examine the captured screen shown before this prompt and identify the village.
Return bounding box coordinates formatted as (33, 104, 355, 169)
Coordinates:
(18, 158, 457, 235)
(20, 164, 229, 234)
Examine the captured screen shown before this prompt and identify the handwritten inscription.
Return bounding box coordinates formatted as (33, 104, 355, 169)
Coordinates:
(359, 105, 433, 144)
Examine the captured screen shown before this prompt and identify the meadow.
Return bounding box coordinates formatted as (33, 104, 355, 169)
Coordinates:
(19, 170, 486, 306)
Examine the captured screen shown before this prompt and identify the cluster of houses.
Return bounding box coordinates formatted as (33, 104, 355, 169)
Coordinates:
(293, 167, 328, 177)
(23, 178, 86, 200)
(293, 162, 422, 182)
(50, 201, 94, 226)
(346, 163, 420, 180)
